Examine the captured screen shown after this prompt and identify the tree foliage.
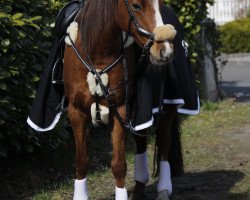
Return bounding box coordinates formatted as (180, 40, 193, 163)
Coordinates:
(165, 0, 215, 65)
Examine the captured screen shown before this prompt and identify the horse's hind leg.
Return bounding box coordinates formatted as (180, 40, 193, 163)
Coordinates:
(111, 106, 128, 200)
(130, 134, 149, 200)
(68, 104, 89, 200)
(156, 104, 177, 200)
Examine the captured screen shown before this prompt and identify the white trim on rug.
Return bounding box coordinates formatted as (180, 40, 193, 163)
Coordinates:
(133, 117, 154, 131)
(132, 96, 200, 131)
(27, 112, 62, 132)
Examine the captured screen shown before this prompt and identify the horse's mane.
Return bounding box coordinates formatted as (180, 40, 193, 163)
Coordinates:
(77, 0, 118, 51)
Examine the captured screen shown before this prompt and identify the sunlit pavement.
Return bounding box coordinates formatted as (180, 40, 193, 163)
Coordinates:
(220, 54, 250, 102)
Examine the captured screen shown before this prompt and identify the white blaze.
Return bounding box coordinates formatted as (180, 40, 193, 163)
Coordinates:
(152, 0, 173, 58)
(153, 0, 164, 26)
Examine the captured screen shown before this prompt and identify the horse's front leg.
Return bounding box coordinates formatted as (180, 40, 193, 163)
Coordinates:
(68, 104, 89, 200)
(156, 104, 177, 200)
(111, 106, 128, 200)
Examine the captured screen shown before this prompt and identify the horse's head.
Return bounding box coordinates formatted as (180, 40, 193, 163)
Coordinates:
(117, 0, 176, 65)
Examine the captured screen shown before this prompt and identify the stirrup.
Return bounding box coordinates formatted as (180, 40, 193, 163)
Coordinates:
(51, 58, 64, 84)
(51, 37, 65, 85)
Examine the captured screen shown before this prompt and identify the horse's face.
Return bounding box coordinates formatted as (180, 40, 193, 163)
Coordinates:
(117, 0, 175, 65)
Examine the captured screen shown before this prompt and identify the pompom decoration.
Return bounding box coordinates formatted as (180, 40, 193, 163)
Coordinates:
(153, 24, 177, 42)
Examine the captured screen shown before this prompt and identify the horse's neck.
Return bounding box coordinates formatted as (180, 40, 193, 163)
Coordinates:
(87, 30, 122, 66)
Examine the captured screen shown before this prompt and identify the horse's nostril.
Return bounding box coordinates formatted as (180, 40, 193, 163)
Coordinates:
(160, 49, 165, 58)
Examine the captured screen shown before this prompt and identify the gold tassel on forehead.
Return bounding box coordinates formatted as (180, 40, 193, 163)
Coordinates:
(153, 24, 177, 42)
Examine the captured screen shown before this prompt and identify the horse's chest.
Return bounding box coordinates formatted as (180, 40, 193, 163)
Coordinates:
(83, 67, 125, 125)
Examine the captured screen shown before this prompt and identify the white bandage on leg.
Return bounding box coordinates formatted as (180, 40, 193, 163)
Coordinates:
(115, 187, 128, 200)
(73, 178, 88, 200)
(134, 152, 149, 184)
(157, 161, 172, 194)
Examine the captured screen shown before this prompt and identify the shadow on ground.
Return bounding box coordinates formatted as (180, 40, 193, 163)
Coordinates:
(0, 147, 75, 200)
(143, 170, 247, 200)
(0, 128, 136, 200)
(220, 81, 250, 102)
(99, 170, 247, 200)
(0, 128, 249, 200)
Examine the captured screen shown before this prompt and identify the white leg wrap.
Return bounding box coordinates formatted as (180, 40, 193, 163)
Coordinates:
(134, 152, 149, 184)
(73, 178, 88, 200)
(115, 187, 128, 200)
(157, 161, 172, 194)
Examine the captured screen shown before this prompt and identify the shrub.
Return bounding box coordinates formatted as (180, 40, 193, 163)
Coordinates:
(0, 0, 67, 157)
(164, 0, 215, 65)
(220, 18, 250, 53)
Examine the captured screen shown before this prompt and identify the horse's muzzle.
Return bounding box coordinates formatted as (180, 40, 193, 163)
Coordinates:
(149, 24, 176, 65)
(149, 41, 174, 65)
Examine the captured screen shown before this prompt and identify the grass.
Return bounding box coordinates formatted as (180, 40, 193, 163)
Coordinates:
(182, 98, 250, 136)
(180, 99, 250, 199)
(1, 98, 250, 200)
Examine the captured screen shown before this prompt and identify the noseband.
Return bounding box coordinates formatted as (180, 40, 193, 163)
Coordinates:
(124, 0, 155, 49)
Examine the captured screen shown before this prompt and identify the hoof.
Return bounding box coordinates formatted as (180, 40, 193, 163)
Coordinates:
(156, 190, 171, 200)
(129, 187, 147, 200)
(129, 193, 148, 200)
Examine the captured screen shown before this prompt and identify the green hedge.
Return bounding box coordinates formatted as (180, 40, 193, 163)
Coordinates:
(165, 0, 215, 65)
(0, 0, 68, 157)
(220, 18, 250, 53)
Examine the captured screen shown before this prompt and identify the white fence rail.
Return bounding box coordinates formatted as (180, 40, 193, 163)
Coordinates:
(207, 0, 250, 25)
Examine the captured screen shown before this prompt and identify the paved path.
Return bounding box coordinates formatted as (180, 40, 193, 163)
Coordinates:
(220, 57, 250, 101)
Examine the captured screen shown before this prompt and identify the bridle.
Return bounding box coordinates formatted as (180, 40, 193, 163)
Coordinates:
(124, 0, 155, 51)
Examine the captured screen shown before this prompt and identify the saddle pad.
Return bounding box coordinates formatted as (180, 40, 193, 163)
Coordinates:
(55, 0, 84, 39)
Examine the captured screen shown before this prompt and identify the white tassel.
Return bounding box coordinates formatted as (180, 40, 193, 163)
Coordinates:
(91, 103, 98, 126)
(87, 71, 108, 97)
(90, 103, 109, 126)
(100, 105, 109, 124)
(96, 72, 108, 96)
(87, 72, 97, 96)
(65, 21, 78, 46)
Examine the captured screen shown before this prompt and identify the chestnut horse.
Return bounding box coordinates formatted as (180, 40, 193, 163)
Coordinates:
(63, 0, 182, 199)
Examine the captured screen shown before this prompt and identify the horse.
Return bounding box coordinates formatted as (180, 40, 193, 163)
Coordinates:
(63, 0, 182, 199)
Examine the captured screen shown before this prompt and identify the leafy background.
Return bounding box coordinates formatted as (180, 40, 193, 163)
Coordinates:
(0, 0, 216, 158)
(0, 0, 68, 158)
(220, 17, 250, 53)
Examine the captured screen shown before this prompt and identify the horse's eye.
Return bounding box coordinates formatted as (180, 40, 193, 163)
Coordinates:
(132, 3, 142, 11)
